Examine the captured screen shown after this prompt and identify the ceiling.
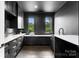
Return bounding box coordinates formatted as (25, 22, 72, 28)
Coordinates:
(17, 1, 66, 12)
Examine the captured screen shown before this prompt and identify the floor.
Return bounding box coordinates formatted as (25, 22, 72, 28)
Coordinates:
(16, 46, 54, 58)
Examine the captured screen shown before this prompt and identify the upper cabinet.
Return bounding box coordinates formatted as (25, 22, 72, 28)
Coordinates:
(5, 1, 18, 35)
(5, 1, 17, 16)
(5, 1, 24, 34)
(5, 1, 18, 30)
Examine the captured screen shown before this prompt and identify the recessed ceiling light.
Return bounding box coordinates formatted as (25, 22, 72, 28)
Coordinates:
(34, 5, 38, 8)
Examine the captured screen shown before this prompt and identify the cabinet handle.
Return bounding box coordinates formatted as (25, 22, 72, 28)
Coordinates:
(12, 46, 16, 49)
(13, 40, 17, 43)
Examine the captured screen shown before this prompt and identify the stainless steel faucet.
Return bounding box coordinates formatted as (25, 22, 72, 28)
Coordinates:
(59, 28, 64, 35)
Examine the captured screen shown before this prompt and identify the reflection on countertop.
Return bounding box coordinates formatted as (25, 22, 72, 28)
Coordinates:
(55, 35, 79, 45)
(5, 33, 25, 44)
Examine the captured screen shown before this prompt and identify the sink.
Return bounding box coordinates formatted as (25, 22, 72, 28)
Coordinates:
(29, 32, 35, 35)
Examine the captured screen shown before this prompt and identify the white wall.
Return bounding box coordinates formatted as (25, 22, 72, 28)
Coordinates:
(0, 1, 4, 58)
(55, 2, 78, 35)
(0, 1, 4, 46)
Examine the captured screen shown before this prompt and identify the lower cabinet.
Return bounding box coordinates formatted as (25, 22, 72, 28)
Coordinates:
(55, 37, 79, 58)
(23, 37, 51, 46)
(5, 36, 23, 58)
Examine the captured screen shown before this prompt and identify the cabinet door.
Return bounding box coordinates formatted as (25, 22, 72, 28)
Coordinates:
(55, 37, 79, 58)
(12, 2, 17, 16)
(17, 37, 23, 47)
(5, 1, 17, 16)
(23, 37, 51, 45)
(37, 37, 51, 45)
(50, 37, 55, 50)
(5, 39, 17, 58)
(5, 1, 12, 13)
(5, 43, 10, 58)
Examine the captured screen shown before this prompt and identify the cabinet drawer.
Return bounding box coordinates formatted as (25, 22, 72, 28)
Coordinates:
(17, 37, 23, 42)
(9, 40, 17, 47)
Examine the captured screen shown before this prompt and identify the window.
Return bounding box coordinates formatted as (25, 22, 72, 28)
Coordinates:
(45, 16, 52, 33)
(28, 16, 34, 33)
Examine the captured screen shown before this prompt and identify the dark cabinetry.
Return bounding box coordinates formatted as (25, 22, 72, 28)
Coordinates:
(5, 1, 24, 34)
(5, 11, 17, 29)
(5, 1, 17, 16)
(23, 37, 51, 46)
(5, 1, 18, 34)
(5, 37, 23, 58)
(55, 37, 79, 58)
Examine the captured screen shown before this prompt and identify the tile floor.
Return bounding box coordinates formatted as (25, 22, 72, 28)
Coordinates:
(16, 46, 54, 58)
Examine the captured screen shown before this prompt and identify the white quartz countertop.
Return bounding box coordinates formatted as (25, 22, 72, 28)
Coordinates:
(24, 32, 53, 37)
(4, 33, 25, 44)
(4, 33, 79, 46)
(4, 33, 52, 44)
(24, 35, 53, 37)
(55, 35, 79, 45)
